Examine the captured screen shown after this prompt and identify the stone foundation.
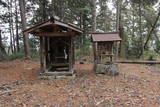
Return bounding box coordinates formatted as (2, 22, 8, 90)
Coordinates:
(94, 63, 119, 76)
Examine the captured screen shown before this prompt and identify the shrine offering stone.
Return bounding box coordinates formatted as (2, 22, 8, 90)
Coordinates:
(94, 63, 119, 76)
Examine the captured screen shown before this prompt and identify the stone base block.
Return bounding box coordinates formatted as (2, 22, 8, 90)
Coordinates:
(94, 63, 119, 76)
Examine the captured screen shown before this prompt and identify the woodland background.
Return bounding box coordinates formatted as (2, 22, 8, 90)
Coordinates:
(0, 0, 160, 61)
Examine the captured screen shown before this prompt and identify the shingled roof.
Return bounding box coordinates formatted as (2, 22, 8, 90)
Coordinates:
(91, 32, 121, 42)
(23, 17, 83, 36)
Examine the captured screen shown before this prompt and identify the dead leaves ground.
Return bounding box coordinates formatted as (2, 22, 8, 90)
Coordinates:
(0, 60, 160, 107)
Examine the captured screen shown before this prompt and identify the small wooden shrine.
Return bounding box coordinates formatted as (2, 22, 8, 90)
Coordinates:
(24, 17, 82, 77)
(91, 32, 121, 63)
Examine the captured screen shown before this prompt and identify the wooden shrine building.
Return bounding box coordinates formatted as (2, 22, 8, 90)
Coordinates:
(24, 17, 82, 77)
(91, 32, 121, 63)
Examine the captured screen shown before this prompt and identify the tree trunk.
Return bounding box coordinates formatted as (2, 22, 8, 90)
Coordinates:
(143, 8, 160, 50)
(8, 0, 14, 54)
(15, 0, 20, 52)
(139, 0, 144, 58)
(59, 0, 65, 20)
(116, 0, 125, 59)
(91, 0, 97, 32)
(42, 0, 47, 21)
(19, 0, 30, 58)
(116, 0, 120, 31)
(0, 30, 6, 55)
(10, 6, 16, 53)
(91, 0, 97, 62)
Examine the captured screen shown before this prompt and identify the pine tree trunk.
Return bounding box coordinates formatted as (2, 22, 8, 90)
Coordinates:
(15, 0, 20, 52)
(116, 0, 120, 31)
(8, 0, 14, 54)
(116, 0, 125, 59)
(10, 5, 16, 53)
(139, 0, 143, 58)
(91, 0, 97, 32)
(91, 0, 97, 61)
(0, 30, 6, 55)
(19, 0, 30, 58)
(42, 1, 47, 21)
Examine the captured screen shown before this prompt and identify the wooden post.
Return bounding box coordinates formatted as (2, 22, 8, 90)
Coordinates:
(47, 37, 50, 65)
(45, 37, 48, 68)
(43, 37, 46, 71)
(40, 37, 44, 72)
(93, 42, 96, 62)
(69, 36, 73, 72)
(72, 37, 75, 64)
(111, 42, 113, 62)
(40, 36, 47, 72)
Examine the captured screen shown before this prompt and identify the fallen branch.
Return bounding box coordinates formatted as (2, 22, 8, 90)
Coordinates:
(0, 90, 16, 95)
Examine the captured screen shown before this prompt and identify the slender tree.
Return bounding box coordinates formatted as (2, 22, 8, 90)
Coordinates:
(19, 0, 30, 58)
(0, 30, 6, 55)
(116, 0, 125, 58)
(8, 0, 14, 53)
(15, 0, 20, 52)
(91, 0, 97, 32)
(143, 8, 160, 50)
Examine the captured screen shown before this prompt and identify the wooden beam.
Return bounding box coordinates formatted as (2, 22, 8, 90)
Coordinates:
(55, 20, 83, 33)
(116, 61, 160, 64)
(34, 32, 76, 37)
(41, 72, 73, 76)
(24, 21, 52, 33)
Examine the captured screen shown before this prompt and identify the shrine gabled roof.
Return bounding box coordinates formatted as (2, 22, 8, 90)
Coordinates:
(23, 17, 83, 36)
(91, 32, 121, 42)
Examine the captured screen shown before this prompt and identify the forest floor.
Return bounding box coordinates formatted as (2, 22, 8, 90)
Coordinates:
(0, 59, 160, 107)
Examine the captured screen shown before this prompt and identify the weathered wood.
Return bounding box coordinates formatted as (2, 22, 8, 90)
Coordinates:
(116, 61, 160, 64)
(40, 37, 44, 72)
(69, 36, 73, 71)
(34, 32, 76, 37)
(50, 63, 69, 67)
(41, 72, 73, 76)
(45, 37, 48, 67)
(93, 42, 96, 61)
(72, 37, 75, 64)
(43, 37, 46, 70)
(46, 37, 50, 67)
(115, 42, 119, 62)
(23, 17, 82, 77)
(96, 42, 114, 63)
(24, 18, 83, 34)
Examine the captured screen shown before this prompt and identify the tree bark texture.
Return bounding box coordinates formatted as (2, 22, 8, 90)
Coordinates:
(19, 0, 30, 58)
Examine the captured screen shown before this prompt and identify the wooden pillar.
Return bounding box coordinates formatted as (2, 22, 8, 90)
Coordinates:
(45, 37, 49, 68)
(93, 42, 96, 62)
(40, 37, 44, 72)
(111, 42, 113, 62)
(69, 36, 73, 72)
(47, 37, 50, 65)
(43, 37, 46, 70)
(40, 36, 47, 72)
(115, 41, 119, 62)
(72, 37, 75, 64)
